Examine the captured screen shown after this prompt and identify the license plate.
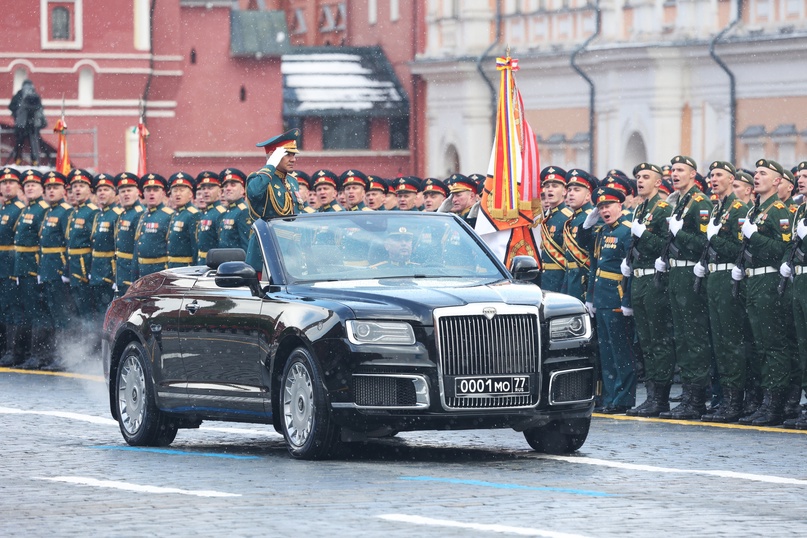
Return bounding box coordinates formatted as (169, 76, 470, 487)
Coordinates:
(455, 376, 530, 397)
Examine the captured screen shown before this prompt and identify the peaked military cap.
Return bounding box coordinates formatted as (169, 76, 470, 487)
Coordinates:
(755, 158, 784, 176)
(140, 173, 168, 190)
(21, 169, 43, 185)
(420, 177, 448, 196)
(0, 167, 21, 183)
(671, 155, 697, 170)
(632, 162, 662, 177)
(594, 186, 625, 206)
(43, 170, 68, 186)
(196, 170, 220, 187)
(340, 170, 369, 189)
(468, 173, 487, 194)
(92, 173, 116, 191)
(395, 176, 422, 193)
(312, 169, 339, 189)
(288, 170, 311, 189)
(446, 174, 475, 193)
(115, 172, 140, 190)
(68, 168, 93, 186)
(693, 172, 709, 193)
(540, 166, 566, 185)
(256, 128, 300, 155)
(168, 172, 195, 192)
(661, 164, 672, 177)
(606, 169, 628, 180)
(659, 179, 673, 195)
(603, 174, 635, 197)
(367, 175, 388, 193)
(566, 169, 597, 192)
(219, 168, 247, 185)
(709, 161, 736, 176)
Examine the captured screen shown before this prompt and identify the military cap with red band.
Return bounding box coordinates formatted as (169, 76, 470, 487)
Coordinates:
(340, 170, 369, 189)
(367, 175, 388, 193)
(594, 186, 626, 206)
(0, 167, 21, 183)
(566, 169, 597, 192)
(312, 169, 339, 189)
(446, 174, 474, 193)
(168, 172, 195, 192)
(540, 166, 566, 185)
(288, 170, 311, 189)
(115, 172, 140, 190)
(68, 168, 93, 186)
(139, 173, 168, 190)
(21, 169, 43, 185)
(256, 128, 300, 155)
(420, 177, 448, 196)
(196, 170, 220, 187)
(43, 170, 68, 186)
(219, 168, 247, 185)
(93, 173, 116, 191)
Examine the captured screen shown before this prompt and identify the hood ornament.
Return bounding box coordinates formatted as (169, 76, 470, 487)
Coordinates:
(482, 307, 497, 320)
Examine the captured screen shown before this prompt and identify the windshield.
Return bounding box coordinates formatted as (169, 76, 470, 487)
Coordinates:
(269, 213, 505, 282)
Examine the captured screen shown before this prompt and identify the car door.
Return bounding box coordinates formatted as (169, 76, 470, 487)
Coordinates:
(178, 276, 267, 417)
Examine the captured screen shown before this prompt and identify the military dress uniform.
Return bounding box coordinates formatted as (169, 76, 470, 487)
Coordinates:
(783, 197, 807, 429)
(340, 170, 373, 211)
(560, 169, 597, 302)
(217, 169, 252, 252)
(245, 129, 308, 271)
(623, 166, 675, 417)
(113, 173, 144, 295)
(657, 156, 714, 420)
(538, 167, 571, 293)
(0, 168, 25, 365)
(587, 187, 635, 412)
(196, 171, 226, 264)
(133, 174, 173, 280)
(736, 159, 798, 426)
(699, 162, 750, 423)
(89, 174, 122, 321)
(445, 174, 479, 226)
(313, 170, 344, 213)
(65, 169, 99, 319)
(167, 173, 200, 268)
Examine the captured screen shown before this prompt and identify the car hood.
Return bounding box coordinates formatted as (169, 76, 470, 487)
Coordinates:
(286, 277, 545, 323)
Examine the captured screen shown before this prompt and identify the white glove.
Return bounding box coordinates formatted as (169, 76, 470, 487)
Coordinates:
(668, 215, 684, 237)
(731, 266, 744, 281)
(741, 219, 758, 239)
(620, 258, 631, 277)
(780, 262, 793, 278)
(267, 146, 287, 168)
(15, 277, 19, 286)
(61, 275, 70, 284)
(112, 283, 119, 292)
(706, 220, 721, 240)
(622, 306, 634, 317)
(36, 275, 41, 284)
(631, 220, 646, 238)
(585, 301, 596, 317)
(582, 207, 600, 229)
(797, 219, 807, 240)
(693, 262, 707, 278)
(654, 257, 667, 273)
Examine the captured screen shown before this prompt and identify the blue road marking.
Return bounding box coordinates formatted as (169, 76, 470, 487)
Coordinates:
(95, 445, 260, 460)
(399, 476, 615, 497)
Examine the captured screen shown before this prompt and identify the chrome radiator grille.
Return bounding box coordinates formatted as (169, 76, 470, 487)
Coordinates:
(435, 307, 540, 410)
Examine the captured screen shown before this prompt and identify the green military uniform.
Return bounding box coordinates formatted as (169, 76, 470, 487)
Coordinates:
(167, 203, 200, 268)
(540, 203, 573, 293)
(133, 202, 173, 279)
(658, 157, 714, 419)
(0, 168, 25, 365)
(561, 202, 594, 301)
(90, 201, 122, 319)
(65, 170, 100, 319)
(784, 201, 807, 428)
(218, 198, 252, 252)
(113, 172, 144, 295)
(197, 202, 227, 263)
(317, 200, 343, 213)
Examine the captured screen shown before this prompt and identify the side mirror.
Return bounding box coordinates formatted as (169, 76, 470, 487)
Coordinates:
(509, 255, 539, 282)
(215, 261, 265, 298)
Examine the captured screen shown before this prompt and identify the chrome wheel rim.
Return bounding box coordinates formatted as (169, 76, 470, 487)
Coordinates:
(283, 361, 314, 448)
(118, 354, 147, 435)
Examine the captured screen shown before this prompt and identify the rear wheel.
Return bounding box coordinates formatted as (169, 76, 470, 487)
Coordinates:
(523, 417, 590, 454)
(280, 347, 340, 459)
(116, 341, 178, 447)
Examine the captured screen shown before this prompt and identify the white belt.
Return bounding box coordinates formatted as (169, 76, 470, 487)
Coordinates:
(669, 259, 696, 268)
(633, 268, 655, 277)
(793, 266, 806, 276)
(745, 266, 777, 277)
(708, 263, 735, 272)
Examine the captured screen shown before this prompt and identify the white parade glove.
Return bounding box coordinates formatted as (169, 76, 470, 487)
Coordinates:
(654, 257, 667, 273)
(620, 258, 631, 277)
(621, 306, 634, 317)
(585, 301, 596, 317)
(706, 220, 721, 240)
(693, 262, 707, 278)
(780, 262, 792, 279)
(15, 277, 19, 286)
(631, 220, 646, 238)
(741, 219, 758, 239)
(668, 215, 684, 237)
(112, 283, 119, 292)
(583, 207, 600, 229)
(61, 275, 70, 284)
(797, 219, 807, 240)
(267, 146, 287, 168)
(36, 275, 41, 284)
(731, 266, 744, 281)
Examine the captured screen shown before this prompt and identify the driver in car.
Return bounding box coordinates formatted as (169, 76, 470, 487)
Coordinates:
(370, 227, 419, 268)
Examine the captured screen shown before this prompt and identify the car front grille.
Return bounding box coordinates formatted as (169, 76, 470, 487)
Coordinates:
(549, 367, 595, 405)
(435, 305, 540, 410)
(354, 375, 417, 407)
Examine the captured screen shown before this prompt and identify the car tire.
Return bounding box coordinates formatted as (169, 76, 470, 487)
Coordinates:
(280, 347, 340, 460)
(523, 417, 590, 454)
(116, 341, 178, 447)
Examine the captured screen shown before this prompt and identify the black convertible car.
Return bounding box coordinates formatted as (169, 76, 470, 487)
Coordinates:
(102, 212, 595, 459)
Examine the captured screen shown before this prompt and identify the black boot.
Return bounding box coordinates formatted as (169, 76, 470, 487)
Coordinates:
(783, 385, 803, 420)
(626, 381, 656, 416)
(629, 382, 671, 417)
(783, 408, 807, 429)
(749, 389, 786, 427)
(0, 324, 19, 366)
(742, 386, 763, 418)
(658, 383, 706, 420)
(702, 388, 744, 423)
(19, 327, 50, 370)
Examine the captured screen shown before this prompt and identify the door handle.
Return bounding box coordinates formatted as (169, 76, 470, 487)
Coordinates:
(185, 300, 199, 315)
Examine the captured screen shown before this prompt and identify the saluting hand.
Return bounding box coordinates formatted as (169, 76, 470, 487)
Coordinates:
(582, 207, 599, 229)
(267, 147, 287, 168)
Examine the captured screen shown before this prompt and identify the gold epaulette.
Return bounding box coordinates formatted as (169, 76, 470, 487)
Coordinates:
(38, 200, 50, 209)
(561, 207, 573, 217)
(135, 205, 144, 213)
(732, 201, 743, 209)
(773, 201, 786, 209)
(237, 202, 247, 210)
(161, 207, 175, 215)
(15, 200, 24, 209)
(693, 193, 705, 202)
(187, 206, 199, 214)
(621, 220, 631, 227)
(60, 202, 72, 210)
(361, 206, 374, 211)
(789, 205, 798, 213)
(88, 203, 99, 210)
(658, 201, 669, 208)
(333, 205, 343, 212)
(216, 205, 227, 214)
(113, 207, 124, 215)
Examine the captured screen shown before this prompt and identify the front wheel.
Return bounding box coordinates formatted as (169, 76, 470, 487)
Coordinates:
(280, 347, 340, 459)
(116, 341, 178, 447)
(523, 417, 590, 454)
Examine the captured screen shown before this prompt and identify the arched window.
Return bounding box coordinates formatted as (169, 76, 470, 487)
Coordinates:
(52, 6, 70, 40)
(444, 144, 460, 176)
(78, 67, 94, 106)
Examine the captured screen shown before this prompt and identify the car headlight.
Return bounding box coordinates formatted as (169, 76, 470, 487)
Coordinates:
(346, 320, 416, 345)
(548, 314, 591, 342)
